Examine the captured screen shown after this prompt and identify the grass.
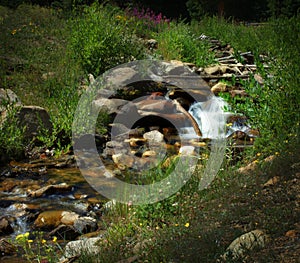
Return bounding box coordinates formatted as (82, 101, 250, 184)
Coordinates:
(0, 2, 299, 262)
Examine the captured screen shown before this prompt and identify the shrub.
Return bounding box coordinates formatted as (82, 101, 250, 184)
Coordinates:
(154, 21, 215, 67)
(69, 3, 146, 77)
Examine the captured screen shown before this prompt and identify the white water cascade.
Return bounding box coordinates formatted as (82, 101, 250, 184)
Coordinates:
(188, 96, 231, 139)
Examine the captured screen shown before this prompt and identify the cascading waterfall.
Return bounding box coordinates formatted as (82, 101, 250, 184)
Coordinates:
(188, 96, 231, 139)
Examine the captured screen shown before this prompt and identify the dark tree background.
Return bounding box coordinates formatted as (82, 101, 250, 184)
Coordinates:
(0, 0, 299, 20)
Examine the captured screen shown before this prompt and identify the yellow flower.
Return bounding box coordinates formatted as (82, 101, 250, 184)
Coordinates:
(41, 239, 47, 244)
(184, 222, 190, 228)
(256, 152, 261, 157)
(11, 29, 17, 35)
(226, 122, 233, 127)
(52, 236, 57, 243)
(27, 240, 33, 243)
(175, 223, 179, 227)
(275, 152, 280, 156)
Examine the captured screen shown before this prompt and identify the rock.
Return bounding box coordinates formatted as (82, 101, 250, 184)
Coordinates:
(61, 211, 80, 225)
(222, 229, 270, 260)
(179, 145, 195, 155)
(41, 71, 55, 80)
(229, 89, 248, 97)
(204, 65, 228, 75)
(28, 183, 72, 197)
(285, 230, 298, 239)
(143, 130, 164, 144)
(0, 88, 22, 127)
(0, 238, 16, 255)
(92, 98, 130, 115)
(18, 105, 53, 140)
(34, 210, 64, 229)
(103, 67, 138, 90)
(73, 216, 97, 234)
(0, 88, 22, 111)
(34, 210, 80, 230)
(0, 217, 14, 236)
(211, 82, 228, 93)
(124, 138, 147, 148)
(263, 176, 280, 187)
(112, 153, 135, 170)
(135, 99, 176, 114)
(142, 150, 156, 158)
(61, 237, 102, 260)
(146, 39, 158, 49)
(254, 73, 264, 84)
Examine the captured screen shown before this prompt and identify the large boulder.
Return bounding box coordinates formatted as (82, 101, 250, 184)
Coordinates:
(18, 105, 53, 140)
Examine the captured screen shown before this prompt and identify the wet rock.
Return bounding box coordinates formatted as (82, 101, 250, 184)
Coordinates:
(18, 106, 53, 140)
(34, 210, 64, 229)
(34, 210, 80, 230)
(222, 229, 270, 260)
(0, 217, 14, 236)
(0, 238, 16, 255)
(28, 183, 72, 198)
(60, 237, 102, 261)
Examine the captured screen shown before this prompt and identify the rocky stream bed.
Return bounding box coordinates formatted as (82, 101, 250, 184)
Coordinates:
(0, 36, 271, 261)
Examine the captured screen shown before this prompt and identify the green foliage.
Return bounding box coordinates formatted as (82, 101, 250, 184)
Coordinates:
(0, 103, 25, 161)
(14, 231, 63, 263)
(69, 2, 146, 76)
(154, 21, 215, 67)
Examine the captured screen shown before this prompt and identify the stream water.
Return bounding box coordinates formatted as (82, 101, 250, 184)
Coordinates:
(0, 166, 105, 238)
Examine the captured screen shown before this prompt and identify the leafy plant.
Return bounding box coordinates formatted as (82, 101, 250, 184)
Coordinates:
(0, 101, 26, 162)
(14, 231, 63, 263)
